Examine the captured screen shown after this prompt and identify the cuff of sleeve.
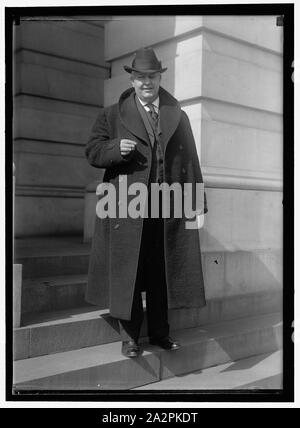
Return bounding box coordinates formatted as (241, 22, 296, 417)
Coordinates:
(107, 139, 133, 166)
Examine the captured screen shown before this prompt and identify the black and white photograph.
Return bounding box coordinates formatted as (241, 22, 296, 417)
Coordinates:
(6, 2, 294, 404)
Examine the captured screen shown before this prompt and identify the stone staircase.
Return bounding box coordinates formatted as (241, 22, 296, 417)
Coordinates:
(133, 350, 283, 390)
(13, 237, 283, 391)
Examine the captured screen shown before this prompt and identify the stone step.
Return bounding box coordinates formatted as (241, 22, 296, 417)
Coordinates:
(14, 237, 91, 278)
(21, 274, 90, 315)
(17, 255, 90, 280)
(13, 312, 282, 391)
(133, 350, 283, 390)
(18, 270, 283, 321)
(14, 290, 282, 361)
(16, 240, 283, 316)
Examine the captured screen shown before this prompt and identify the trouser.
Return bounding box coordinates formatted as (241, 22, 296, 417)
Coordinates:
(118, 212, 170, 342)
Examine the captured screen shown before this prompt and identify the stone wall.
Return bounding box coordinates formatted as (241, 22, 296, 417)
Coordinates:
(103, 15, 283, 299)
(13, 18, 109, 236)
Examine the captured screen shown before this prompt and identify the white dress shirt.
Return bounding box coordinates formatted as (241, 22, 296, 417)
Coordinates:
(136, 96, 159, 115)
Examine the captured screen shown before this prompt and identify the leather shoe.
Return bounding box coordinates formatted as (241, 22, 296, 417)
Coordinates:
(121, 340, 140, 358)
(149, 336, 181, 351)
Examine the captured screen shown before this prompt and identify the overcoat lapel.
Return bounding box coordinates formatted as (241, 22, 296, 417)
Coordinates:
(118, 88, 150, 146)
(158, 87, 182, 153)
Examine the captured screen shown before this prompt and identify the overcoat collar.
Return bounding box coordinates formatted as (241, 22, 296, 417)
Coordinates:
(118, 86, 182, 152)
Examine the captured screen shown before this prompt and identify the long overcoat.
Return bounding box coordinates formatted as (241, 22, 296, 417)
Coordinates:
(85, 86, 207, 320)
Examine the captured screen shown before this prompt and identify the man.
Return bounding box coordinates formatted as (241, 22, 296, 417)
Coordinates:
(85, 47, 207, 358)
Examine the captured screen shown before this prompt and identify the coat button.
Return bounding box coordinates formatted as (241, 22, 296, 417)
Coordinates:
(179, 145, 183, 150)
(114, 223, 120, 230)
(182, 167, 186, 174)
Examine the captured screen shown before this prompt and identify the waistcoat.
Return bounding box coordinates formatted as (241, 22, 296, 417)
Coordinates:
(135, 96, 164, 184)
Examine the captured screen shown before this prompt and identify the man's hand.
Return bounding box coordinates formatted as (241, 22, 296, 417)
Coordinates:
(120, 139, 137, 157)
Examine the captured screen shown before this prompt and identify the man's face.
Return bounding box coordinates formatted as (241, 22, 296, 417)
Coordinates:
(131, 71, 161, 103)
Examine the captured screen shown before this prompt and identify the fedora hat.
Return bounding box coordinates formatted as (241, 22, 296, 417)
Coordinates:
(124, 47, 167, 74)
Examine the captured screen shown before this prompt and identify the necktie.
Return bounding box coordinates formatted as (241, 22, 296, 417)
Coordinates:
(146, 103, 159, 130)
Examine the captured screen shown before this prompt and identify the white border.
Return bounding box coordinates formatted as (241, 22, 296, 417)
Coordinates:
(0, 0, 298, 409)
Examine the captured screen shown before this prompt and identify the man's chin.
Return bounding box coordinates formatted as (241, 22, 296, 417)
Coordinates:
(142, 92, 156, 101)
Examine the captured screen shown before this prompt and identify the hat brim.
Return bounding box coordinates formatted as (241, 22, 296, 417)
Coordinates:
(124, 65, 167, 74)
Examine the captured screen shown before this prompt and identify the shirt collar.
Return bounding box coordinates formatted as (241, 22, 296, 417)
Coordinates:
(137, 96, 159, 110)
